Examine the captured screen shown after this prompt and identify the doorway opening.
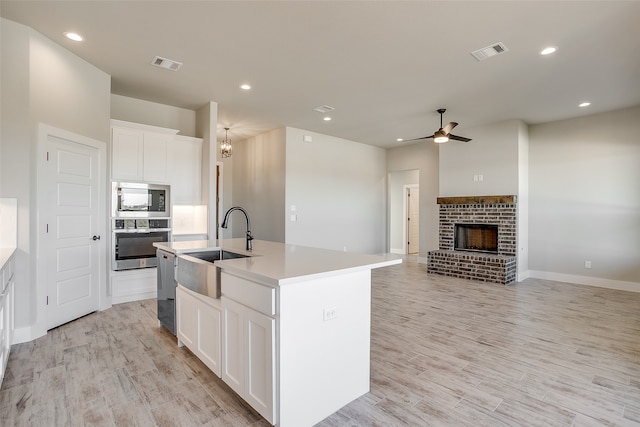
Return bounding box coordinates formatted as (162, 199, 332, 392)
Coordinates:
(388, 170, 419, 255)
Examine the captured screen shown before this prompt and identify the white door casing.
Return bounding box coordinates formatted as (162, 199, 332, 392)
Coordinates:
(37, 124, 106, 331)
(406, 186, 420, 255)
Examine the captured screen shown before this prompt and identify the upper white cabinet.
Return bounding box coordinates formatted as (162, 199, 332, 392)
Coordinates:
(142, 132, 171, 183)
(111, 120, 202, 205)
(111, 126, 144, 181)
(168, 135, 202, 205)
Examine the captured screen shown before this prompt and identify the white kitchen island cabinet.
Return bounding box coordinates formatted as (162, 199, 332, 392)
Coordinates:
(176, 285, 222, 376)
(221, 273, 276, 424)
(156, 238, 401, 427)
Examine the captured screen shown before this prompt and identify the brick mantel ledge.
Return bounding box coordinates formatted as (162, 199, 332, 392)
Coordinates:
(437, 195, 516, 205)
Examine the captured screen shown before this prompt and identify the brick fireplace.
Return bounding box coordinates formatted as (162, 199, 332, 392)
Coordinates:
(427, 195, 517, 285)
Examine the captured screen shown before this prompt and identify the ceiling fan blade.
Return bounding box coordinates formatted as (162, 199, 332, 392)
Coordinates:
(449, 134, 472, 142)
(442, 122, 458, 134)
(405, 135, 434, 142)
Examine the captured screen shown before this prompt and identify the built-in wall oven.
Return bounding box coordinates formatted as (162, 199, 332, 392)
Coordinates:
(112, 218, 171, 270)
(111, 182, 171, 271)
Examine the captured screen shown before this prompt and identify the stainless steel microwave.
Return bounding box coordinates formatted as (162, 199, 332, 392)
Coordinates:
(112, 182, 170, 218)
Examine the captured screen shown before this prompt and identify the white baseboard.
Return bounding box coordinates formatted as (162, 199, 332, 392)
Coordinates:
(526, 270, 640, 293)
(390, 248, 405, 255)
(13, 326, 46, 345)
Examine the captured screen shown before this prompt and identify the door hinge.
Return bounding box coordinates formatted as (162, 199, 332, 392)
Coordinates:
(46, 224, 49, 233)
(46, 296, 49, 305)
(46, 151, 49, 161)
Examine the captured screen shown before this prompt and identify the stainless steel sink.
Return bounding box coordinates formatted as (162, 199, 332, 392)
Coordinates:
(176, 250, 249, 298)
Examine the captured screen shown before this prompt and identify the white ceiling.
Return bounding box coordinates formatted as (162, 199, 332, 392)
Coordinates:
(2, 1, 640, 148)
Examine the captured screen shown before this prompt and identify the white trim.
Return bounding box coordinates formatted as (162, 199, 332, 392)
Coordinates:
(526, 270, 640, 293)
(403, 184, 419, 255)
(12, 326, 42, 345)
(216, 161, 224, 239)
(36, 123, 109, 338)
(389, 248, 405, 255)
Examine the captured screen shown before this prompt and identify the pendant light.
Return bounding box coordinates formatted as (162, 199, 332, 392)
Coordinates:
(220, 127, 232, 158)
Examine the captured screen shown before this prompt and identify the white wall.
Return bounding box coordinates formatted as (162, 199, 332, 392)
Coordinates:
(111, 94, 196, 137)
(387, 142, 439, 256)
(1, 18, 111, 339)
(439, 119, 523, 197)
(285, 127, 387, 254)
(227, 128, 286, 243)
(388, 170, 419, 254)
(529, 106, 640, 288)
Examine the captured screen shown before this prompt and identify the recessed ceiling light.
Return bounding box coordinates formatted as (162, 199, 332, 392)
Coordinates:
(540, 46, 557, 56)
(579, 102, 591, 108)
(323, 116, 332, 121)
(240, 84, 251, 90)
(64, 32, 84, 42)
(396, 138, 404, 142)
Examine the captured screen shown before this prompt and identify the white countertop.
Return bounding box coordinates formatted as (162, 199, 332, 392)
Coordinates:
(0, 247, 16, 273)
(154, 239, 402, 286)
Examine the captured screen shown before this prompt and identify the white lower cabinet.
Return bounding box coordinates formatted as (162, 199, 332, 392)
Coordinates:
(176, 286, 222, 376)
(221, 273, 276, 425)
(111, 268, 157, 304)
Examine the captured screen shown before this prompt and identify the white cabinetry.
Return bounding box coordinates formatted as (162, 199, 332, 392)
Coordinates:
(221, 273, 276, 425)
(111, 121, 177, 182)
(0, 254, 15, 387)
(111, 268, 157, 304)
(111, 126, 144, 181)
(176, 285, 222, 376)
(168, 136, 202, 205)
(110, 120, 202, 205)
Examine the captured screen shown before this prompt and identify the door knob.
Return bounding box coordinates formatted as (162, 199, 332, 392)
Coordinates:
(92, 235, 101, 241)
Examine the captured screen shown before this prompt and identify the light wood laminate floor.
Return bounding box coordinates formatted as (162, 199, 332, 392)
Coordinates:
(2, 262, 639, 426)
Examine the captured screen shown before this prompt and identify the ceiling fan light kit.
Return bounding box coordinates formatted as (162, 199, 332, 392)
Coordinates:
(408, 108, 472, 144)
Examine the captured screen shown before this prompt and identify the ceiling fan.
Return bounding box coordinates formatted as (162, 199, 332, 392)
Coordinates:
(410, 109, 472, 143)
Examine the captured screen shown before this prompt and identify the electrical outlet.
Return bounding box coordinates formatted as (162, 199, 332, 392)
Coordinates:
(585, 260, 592, 269)
(323, 307, 337, 321)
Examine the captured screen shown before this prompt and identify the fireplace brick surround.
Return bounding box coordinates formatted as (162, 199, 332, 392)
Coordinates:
(427, 195, 517, 285)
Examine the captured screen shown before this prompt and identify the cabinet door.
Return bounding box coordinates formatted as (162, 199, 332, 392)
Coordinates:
(176, 287, 197, 349)
(221, 297, 244, 397)
(197, 302, 222, 376)
(142, 132, 170, 183)
(168, 137, 202, 205)
(244, 308, 276, 424)
(112, 127, 143, 180)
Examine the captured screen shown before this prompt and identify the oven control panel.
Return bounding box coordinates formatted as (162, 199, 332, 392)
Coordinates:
(113, 218, 170, 230)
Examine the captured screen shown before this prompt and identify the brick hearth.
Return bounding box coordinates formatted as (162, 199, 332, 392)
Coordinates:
(427, 195, 517, 285)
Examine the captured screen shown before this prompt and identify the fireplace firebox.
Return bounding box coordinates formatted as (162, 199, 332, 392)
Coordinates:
(454, 224, 498, 254)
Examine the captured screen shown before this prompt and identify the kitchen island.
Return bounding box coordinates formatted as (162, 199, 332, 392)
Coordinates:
(154, 238, 401, 427)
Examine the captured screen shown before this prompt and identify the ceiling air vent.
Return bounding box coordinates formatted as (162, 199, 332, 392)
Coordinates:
(151, 56, 183, 71)
(313, 105, 335, 113)
(470, 42, 509, 61)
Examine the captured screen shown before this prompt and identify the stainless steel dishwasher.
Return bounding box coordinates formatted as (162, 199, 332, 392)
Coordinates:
(157, 249, 177, 334)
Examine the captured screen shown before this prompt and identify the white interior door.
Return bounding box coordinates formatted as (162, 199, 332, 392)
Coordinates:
(42, 132, 103, 330)
(407, 187, 419, 255)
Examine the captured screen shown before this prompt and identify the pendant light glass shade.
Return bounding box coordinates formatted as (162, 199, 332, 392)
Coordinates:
(220, 127, 232, 158)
